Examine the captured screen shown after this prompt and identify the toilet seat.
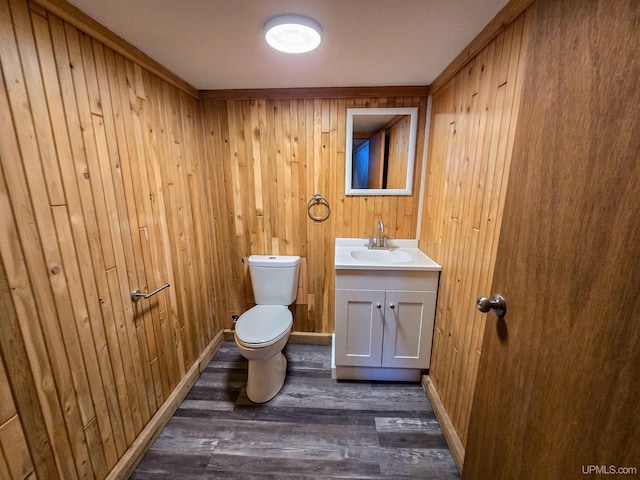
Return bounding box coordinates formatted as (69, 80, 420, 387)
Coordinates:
(235, 305, 293, 347)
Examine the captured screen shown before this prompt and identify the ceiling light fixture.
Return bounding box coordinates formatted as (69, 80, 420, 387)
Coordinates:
(264, 14, 323, 54)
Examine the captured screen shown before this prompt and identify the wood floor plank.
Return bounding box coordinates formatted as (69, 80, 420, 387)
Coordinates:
(132, 342, 459, 479)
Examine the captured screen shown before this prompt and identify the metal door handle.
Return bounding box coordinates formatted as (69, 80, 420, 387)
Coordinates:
(477, 294, 506, 317)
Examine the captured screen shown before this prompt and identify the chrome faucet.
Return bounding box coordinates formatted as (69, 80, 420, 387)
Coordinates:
(368, 220, 388, 249)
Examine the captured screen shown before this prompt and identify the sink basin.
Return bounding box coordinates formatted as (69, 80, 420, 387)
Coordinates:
(350, 249, 413, 263)
(335, 238, 441, 271)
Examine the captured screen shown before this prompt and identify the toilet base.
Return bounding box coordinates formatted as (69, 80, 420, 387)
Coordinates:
(246, 351, 287, 403)
(234, 330, 290, 404)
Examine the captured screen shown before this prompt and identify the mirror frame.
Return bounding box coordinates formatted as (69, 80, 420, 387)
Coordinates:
(345, 107, 419, 196)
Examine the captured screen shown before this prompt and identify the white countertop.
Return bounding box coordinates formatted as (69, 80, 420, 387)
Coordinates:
(334, 238, 442, 271)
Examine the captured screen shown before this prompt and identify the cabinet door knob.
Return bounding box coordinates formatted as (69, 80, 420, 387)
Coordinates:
(389, 303, 395, 309)
(376, 303, 382, 309)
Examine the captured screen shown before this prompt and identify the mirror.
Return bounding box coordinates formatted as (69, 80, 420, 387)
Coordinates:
(345, 107, 418, 195)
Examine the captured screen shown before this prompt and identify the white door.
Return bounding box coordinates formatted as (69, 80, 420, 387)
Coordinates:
(335, 289, 385, 367)
(382, 290, 436, 369)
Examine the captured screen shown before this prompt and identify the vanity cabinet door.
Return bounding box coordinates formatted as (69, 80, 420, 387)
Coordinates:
(382, 290, 436, 369)
(334, 289, 385, 367)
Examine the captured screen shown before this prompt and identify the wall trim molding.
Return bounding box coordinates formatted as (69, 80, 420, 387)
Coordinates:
(105, 330, 225, 480)
(429, 0, 535, 94)
(200, 86, 430, 100)
(422, 375, 465, 473)
(31, 0, 199, 98)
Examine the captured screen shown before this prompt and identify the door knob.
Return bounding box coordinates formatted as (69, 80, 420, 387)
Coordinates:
(477, 294, 506, 317)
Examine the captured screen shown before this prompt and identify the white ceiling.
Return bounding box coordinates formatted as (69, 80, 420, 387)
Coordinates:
(67, 0, 509, 91)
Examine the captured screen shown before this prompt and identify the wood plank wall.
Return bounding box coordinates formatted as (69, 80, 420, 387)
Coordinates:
(200, 95, 427, 333)
(0, 276, 38, 479)
(0, 0, 533, 476)
(419, 9, 533, 447)
(0, 0, 221, 478)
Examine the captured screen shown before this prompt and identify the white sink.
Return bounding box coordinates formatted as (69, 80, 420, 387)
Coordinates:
(350, 249, 413, 263)
(335, 238, 441, 271)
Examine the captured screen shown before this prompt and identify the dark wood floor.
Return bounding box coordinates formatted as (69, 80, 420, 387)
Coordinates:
(131, 341, 460, 479)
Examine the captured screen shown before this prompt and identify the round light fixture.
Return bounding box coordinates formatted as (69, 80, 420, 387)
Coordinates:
(264, 14, 323, 54)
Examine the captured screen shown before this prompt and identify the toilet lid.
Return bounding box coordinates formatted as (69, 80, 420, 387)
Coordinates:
(235, 305, 293, 345)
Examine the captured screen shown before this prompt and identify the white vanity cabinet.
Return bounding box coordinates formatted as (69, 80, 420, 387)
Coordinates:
(333, 269, 439, 381)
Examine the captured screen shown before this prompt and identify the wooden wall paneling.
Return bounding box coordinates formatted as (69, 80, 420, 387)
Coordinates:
(268, 99, 281, 256)
(165, 79, 199, 369)
(94, 48, 156, 429)
(146, 75, 182, 373)
(429, 0, 535, 94)
(326, 98, 339, 332)
(274, 100, 287, 254)
(2, 1, 225, 477)
(257, 99, 272, 256)
(310, 98, 325, 329)
(0, 448, 10, 479)
(11, 0, 64, 206)
(170, 82, 196, 366)
(248, 100, 265, 254)
(31, 0, 199, 98)
(182, 89, 209, 360)
(421, 87, 450, 392)
(420, 10, 532, 448)
(50, 11, 138, 455)
(95, 44, 161, 417)
(284, 99, 296, 256)
(130, 66, 180, 395)
(240, 101, 257, 258)
(1, 1, 96, 476)
(201, 100, 233, 326)
(147, 74, 188, 377)
(438, 39, 488, 427)
(67, 22, 151, 438)
(161, 77, 187, 373)
(0, 257, 47, 479)
(457, 14, 529, 442)
(289, 100, 301, 258)
(201, 95, 427, 333)
(98, 44, 157, 442)
(445, 53, 487, 439)
(265, 100, 279, 254)
(0, 416, 34, 479)
(183, 90, 214, 348)
(448, 29, 505, 436)
(77, 38, 148, 464)
(0, 356, 16, 436)
(460, 12, 532, 442)
(334, 100, 347, 236)
(198, 109, 219, 338)
(119, 57, 162, 413)
(238, 101, 252, 255)
(216, 100, 244, 317)
(32, 8, 124, 468)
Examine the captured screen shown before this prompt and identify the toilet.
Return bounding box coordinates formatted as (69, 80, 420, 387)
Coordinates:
(234, 255, 300, 403)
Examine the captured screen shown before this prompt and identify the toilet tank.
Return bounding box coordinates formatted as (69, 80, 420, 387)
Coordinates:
(249, 255, 301, 305)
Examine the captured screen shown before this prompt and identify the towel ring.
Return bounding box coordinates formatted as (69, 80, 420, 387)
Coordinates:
(307, 194, 330, 221)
